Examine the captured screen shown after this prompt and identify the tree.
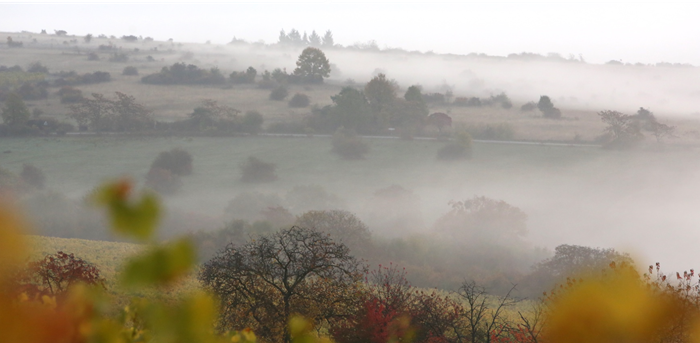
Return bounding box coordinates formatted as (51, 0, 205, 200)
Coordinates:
(68, 92, 153, 132)
(294, 210, 372, 255)
(533, 244, 633, 280)
(456, 281, 519, 343)
(15, 251, 105, 297)
(537, 96, 561, 119)
(598, 110, 644, 149)
(293, 47, 331, 83)
(332, 264, 463, 343)
(309, 30, 321, 46)
(330, 87, 373, 133)
(364, 74, 398, 116)
(1, 93, 30, 127)
(199, 226, 366, 343)
(278, 29, 289, 44)
(434, 196, 527, 244)
(428, 112, 452, 133)
(84, 33, 92, 43)
(322, 30, 334, 47)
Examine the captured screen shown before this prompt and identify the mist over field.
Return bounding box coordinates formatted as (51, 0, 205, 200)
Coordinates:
(2, 3, 700, 300)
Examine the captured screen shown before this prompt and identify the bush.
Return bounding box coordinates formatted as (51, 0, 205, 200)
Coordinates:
(122, 66, 138, 75)
(57, 86, 83, 104)
(86, 52, 99, 61)
(145, 167, 182, 195)
(16, 82, 48, 100)
(151, 148, 193, 176)
(108, 53, 128, 63)
(269, 86, 288, 101)
(27, 62, 48, 74)
(54, 71, 110, 86)
(332, 128, 369, 160)
(288, 93, 310, 108)
(437, 129, 472, 160)
(240, 156, 277, 183)
(230, 66, 257, 84)
(538, 95, 561, 119)
(520, 101, 537, 112)
(141, 63, 226, 85)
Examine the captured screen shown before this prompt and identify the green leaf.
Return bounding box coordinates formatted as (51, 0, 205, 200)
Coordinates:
(92, 179, 161, 242)
(120, 238, 196, 288)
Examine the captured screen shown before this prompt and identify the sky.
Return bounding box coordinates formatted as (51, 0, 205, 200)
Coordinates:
(1, 1, 699, 65)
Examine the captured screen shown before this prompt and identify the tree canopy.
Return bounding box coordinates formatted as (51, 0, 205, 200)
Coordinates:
(199, 226, 366, 343)
(293, 47, 331, 83)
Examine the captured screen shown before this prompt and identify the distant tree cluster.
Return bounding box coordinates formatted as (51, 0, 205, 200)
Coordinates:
(1, 93, 73, 135)
(154, 100, 263, 135)
(68, 92, 153, 132)
(452, 93, 512, 109)
(141, 62, 226, 85)
(54, 70, 111, 86)
(598, 107, 675, 149)
(278, 28, 334, 47)
(230, 67, 257, 84)
(307, 73, 427, 135)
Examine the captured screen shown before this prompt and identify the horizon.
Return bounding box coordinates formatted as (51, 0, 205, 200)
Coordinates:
(1, 2, 698, 66)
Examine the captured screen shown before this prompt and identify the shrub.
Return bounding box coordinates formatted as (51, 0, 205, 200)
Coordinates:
(57, 86, 83, 104)
(87, 52, 99, 61)
(230, 66, 257, 84)
(240, 156, 277, 183)
(108, 52, 128, 63)
(26, 62, 48, 74)
(145, 167, 182, 194)
(288, 93, 310, 108)
(141, 63, 226, 85)
(269, 86, 288, 100)
(151, 148, 193, 176)
(538, 95, 561, 119)
(437, 129, 472, 160)
(122, 66, 138, 75)
(20, 163, 45, 189)
(520, 101, 537, 112)
(332, 128, 369, 160)
(16, 82, 48, 100)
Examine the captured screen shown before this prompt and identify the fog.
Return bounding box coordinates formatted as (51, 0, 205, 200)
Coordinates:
(2, 3, 700, 295)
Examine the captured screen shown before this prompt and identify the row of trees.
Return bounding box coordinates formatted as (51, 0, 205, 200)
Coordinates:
(278, 29, 334, 47)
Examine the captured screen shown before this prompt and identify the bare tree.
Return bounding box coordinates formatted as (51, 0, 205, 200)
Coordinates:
(199, 226, 366, 343)
(456, 281, 519, 343)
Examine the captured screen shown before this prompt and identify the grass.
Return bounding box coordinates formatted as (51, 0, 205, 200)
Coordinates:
(0, 135, 603, 217)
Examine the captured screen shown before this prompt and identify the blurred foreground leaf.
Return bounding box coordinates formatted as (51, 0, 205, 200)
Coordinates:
(0, 198, 27, 278)
(544, 271, 679, 343)
(121, 238, 196, 288)
(92, 179, 161, 242)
